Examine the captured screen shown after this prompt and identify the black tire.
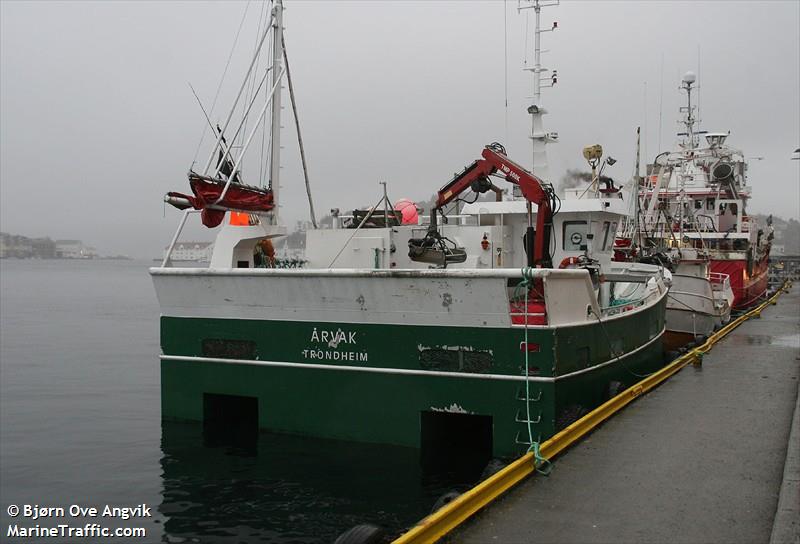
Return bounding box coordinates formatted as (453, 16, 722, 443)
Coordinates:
(605, 380, 626, 400)
(334, 524, 387, 544)
(665, 350, 680, 363)
(479, 458, 507, 481)
(430, 490, 462, 514)
(555, 404, 588, 431)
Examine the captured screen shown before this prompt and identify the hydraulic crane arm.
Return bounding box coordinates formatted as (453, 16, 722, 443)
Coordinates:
(435, 145, 550, 210)
(415, 143, 554, 267)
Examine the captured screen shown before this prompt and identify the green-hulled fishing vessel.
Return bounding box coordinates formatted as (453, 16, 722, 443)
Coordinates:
(152, 0, 670, 458)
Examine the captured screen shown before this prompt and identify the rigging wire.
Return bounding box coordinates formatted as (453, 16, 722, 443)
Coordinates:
(190, 0, 253, 166)
(504, 0, 509, 144)
(242, 0, 271, 155)
(283, 36, 319, 228)
(657, 53, 664, 153)
(252, 0, 271, 186)
(328, 193, 388, 268)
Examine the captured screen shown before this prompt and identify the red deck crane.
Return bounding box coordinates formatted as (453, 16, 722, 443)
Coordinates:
(409, 143, 555, 268)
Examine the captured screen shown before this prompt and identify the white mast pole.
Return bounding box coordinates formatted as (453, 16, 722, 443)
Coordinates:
(533, 2, 542, 106)
(530, 0, 542, 177)
(679, 71, 697, 242)
(268, 0, 284, 225)
(531, 1, 542, 178)
(520, 0, 557, 185)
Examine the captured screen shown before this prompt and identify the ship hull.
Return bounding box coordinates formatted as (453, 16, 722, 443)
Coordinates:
(665, 271, 717, 343)
(154, 270, 667, 458)
(663, 267, 732, 349)
(711, 256, 769, 310)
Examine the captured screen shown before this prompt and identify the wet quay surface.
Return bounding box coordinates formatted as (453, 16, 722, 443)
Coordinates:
(452, 288, 799, 544)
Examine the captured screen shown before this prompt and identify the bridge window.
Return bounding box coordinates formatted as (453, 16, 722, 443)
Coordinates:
(601, 222, 611, 250)
(600, 221, 618, 250)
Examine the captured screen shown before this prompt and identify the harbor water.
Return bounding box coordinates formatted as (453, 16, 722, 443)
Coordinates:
(0, 259, 480, 542)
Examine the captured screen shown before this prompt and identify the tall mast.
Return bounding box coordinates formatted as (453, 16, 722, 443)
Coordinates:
(520, 0, 559, 185)
(268, 0, 284, 225)
(678, 71, 697, 241)
(679, 71, 697, 150)
(532, 2, 542, 104)
(633, 126, 642, 246)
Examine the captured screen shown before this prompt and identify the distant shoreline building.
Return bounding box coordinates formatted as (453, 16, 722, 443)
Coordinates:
(55, 240, 97, 259)
(0, 233, 56, 258)
(163, 242, 213, 262)
(0, 233, 97, 259)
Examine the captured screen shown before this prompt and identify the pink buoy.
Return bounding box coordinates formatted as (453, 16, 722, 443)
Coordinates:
(394, 198, 419, 225)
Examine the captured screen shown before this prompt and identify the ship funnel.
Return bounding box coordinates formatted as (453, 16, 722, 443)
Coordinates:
(712, 162, 735, 183)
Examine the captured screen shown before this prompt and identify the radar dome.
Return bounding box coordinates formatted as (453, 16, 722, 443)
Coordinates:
(682, 71, 697, 84)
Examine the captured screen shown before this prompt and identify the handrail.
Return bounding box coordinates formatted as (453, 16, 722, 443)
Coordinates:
(160, 210, 201, 267)
(149, 267, 592, 279)
(709, 271, 730, 284)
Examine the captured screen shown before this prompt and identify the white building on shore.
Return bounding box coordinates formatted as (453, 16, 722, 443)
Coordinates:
(56, 240, 97, 259)
(163, 242, 213, 262)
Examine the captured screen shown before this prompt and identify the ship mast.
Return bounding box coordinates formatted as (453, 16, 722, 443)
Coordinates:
(268, 0, 284, 225)
(519, 0, 559, 184)
(678, 71, 698, 241)
(679, 71, 698, 151)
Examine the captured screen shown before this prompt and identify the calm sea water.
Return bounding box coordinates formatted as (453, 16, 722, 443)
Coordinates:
(0, 259, 475, 543)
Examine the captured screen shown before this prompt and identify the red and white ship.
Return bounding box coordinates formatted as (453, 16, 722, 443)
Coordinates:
(623, 71, 772, 312)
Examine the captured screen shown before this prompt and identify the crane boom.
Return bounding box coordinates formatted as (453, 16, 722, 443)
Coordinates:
(409, 143, 554, 268)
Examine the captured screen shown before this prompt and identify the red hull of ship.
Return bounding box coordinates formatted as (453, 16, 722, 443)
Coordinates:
(710, 256, 769, 310)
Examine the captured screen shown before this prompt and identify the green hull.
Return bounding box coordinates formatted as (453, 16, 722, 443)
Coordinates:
(160, 297, 666, 458)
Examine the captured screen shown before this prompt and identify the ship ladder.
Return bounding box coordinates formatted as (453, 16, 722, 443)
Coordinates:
(513, 268, 553, 475)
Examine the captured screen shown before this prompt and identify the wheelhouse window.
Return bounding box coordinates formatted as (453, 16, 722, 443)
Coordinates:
(602, 221, 617, 251)
(563, 221, 588, 251)
(601, 221, 618, 250)
(608, 222, 617, 249)
(601, 222, 611, 250)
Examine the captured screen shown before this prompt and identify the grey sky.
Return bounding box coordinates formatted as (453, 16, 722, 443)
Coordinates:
(1, 0, 798, 258)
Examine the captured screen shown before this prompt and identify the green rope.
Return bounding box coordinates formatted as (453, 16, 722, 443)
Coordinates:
(529, 441, 552, 475)
(519, 267, 552, 476)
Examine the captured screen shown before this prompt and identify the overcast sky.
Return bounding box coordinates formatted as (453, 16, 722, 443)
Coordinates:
(1, 0, 798, 258)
